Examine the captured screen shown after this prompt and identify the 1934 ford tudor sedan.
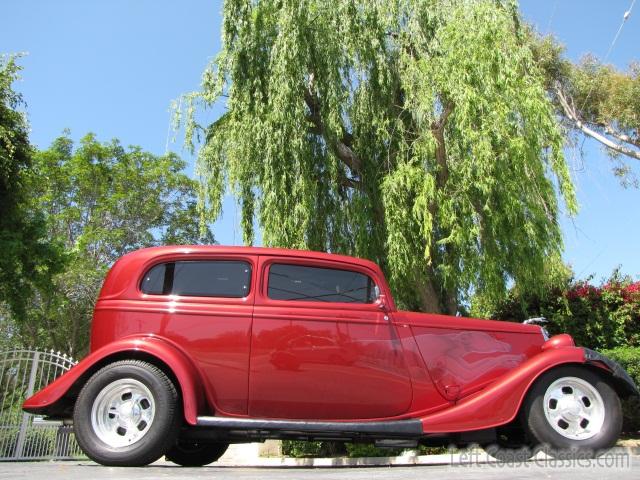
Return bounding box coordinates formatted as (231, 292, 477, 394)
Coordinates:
(23, 246, 639, 466)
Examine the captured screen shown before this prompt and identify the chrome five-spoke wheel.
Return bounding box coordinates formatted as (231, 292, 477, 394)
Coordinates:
(73, 360, 180, 466)
(91, 378, 156, 447)
(523, 366, 622, 458)
(543, 376, 605, 440)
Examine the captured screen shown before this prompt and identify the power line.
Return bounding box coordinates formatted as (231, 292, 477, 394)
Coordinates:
(579, 0, 636, 113)
(602, 0, 636, 64)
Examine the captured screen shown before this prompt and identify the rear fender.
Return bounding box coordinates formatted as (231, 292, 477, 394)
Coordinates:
(420, 346, 585, 433)
(22, 336, 204, 425)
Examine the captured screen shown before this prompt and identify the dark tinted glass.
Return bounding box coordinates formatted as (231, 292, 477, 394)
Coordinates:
(268, 264, 377, 303)
(173, 261, 250, 297)
(140, 263, 166, 295)
(140, 261, 251, 298)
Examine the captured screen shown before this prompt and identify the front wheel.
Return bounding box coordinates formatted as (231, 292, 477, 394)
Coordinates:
(165, 441, 229, 466)
(73, 360, 182, 466)
(523, 366, 622, 458)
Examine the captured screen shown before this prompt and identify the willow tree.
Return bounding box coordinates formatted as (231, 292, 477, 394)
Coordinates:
(183, 0, 577, 313)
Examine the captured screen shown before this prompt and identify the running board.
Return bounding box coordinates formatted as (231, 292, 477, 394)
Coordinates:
(196, 416, 423, 437)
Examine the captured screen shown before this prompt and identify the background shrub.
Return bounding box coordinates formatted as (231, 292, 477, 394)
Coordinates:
(477, 269, 639, 434)
(281, 441, 406, 458)
(281, 441, 345, 458)
(602, 346, 640, 434)
(479, 269, 640, 351)
(281, 441, 451, 458)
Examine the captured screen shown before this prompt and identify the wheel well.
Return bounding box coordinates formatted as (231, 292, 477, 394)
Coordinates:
(523, 362, 628, 408)
(49, 351, 187, 420)
(582, 362, 636, 399)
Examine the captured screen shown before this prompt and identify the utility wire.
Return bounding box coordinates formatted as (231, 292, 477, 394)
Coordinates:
(579, 0, 636, 113)
(603, 0, 636, 62)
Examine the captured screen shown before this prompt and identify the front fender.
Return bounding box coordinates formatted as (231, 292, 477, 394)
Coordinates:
(420, 346, 585, 433)
(584, 348, 639, 397)
(22, 336, 204, 425)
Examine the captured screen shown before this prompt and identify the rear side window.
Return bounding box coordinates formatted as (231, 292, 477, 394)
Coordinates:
(141, 261, 251, 298)
(268, 263, 377, 303)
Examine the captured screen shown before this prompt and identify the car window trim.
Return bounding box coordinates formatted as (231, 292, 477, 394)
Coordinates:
(140, 259, 253, 299)
(265, 261, 379, 305)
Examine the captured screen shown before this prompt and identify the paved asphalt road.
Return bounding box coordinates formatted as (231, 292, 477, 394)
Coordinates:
(1, 457, 638, 480)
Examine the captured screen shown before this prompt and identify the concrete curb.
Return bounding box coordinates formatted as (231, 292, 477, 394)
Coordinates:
(214, 447, 640, 468)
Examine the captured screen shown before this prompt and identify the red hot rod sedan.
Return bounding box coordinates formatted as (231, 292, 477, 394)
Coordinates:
(23, 246, 638, 466)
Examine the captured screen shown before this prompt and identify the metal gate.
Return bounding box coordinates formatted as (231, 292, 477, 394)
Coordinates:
(0, 349, 84, 460)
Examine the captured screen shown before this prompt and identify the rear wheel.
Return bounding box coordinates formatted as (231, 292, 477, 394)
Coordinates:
(165, 441, 229, 466)
(73, 360, 181, 466)
(523, 366, 622, 458)
(482, 422, 535, 462)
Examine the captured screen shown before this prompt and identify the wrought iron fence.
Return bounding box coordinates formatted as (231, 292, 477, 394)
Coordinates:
(0, 349, 84, 460)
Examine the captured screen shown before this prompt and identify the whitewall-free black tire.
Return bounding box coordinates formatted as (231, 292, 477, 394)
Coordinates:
(73, 360, 182, 466)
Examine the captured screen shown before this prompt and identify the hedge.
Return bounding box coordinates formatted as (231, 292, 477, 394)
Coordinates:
(602, 346, 640, 434)
(281, 441, 448, 459)
(481, 271, 640, 351)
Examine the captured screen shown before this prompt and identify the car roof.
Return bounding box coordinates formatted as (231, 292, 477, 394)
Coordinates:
(98, 245, 387, 301)
(120, 245, 379, 269)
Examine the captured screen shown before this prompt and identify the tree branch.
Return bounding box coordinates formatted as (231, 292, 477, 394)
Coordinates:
(555, 84, 640, 161)
(603, 125, 640, 149)
(430, 101, 455, 187)
(304, 81, 362, 173)
(339, 175, 362, 191)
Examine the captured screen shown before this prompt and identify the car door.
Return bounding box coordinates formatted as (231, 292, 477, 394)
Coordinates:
(248, 256, 413, 420)
(137, 254, 257, 416)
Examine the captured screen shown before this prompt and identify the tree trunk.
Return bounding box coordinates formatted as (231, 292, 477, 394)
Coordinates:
(415, 277, 444, 313)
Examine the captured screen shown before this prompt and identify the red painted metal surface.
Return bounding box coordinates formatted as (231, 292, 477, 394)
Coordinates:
(22, 336, 205, 425)
(91, 251, 258, 416)
(419, 346, 586, 432)
(541, 333, 575, 350)
(23, 245, 606, 435)
(402, 313, 545, 401)
(248, 255, 412, 419)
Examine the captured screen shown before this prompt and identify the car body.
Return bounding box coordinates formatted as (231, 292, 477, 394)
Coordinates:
(23, 246, 639, 466)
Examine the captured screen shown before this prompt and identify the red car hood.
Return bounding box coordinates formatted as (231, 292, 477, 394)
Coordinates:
(393, 310, 543, 335)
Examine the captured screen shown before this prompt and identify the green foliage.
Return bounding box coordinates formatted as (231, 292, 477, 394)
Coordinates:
(603, 347, 640, 386)
(531, 32, 640, 185)
(281, 440, 450, 458)
(475, 268, 640, 351)
(31, 133, 213, 262)
(601, 347, 640, 434)
(183, 0, 576, 313)
(282, 440, 404, 458)
(10, 133, 214, 356)
(345, 443, 404, 457)
(0, 54, 63, 319)
(0, 428, 58, 458)
(281, 440, 344, 457)
(474, 271, 640, 433)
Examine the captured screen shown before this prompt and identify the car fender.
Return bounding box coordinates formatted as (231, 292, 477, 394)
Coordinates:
(583, 348, 639, 397)
(420, 345, 586, 433)
(22, 335, 204, 425)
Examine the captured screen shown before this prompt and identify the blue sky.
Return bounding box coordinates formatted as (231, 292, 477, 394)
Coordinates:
(2, 0, 638, 282)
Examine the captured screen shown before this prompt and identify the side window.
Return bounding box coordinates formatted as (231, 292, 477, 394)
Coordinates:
(140, 261, 251, 298)
(141, 263, 166, 295)
(268, 263, 377, 304)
